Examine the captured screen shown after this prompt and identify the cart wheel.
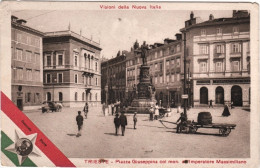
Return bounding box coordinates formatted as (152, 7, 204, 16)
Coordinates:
(219, 127, 231, 136)
(189, 126, 197, 134)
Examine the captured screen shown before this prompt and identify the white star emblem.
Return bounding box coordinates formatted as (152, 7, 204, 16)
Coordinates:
(5, 130, 41, 165)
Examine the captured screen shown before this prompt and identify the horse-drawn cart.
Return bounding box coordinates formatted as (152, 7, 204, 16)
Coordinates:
(180, 121, 236, 136)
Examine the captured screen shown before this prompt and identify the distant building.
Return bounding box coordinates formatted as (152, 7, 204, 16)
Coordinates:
(11, 16, 44, 110)
(180, 10, 250, 107)
(43, 30, 102, 107)
(125, 35, 183, 108)
(101, 51, 126, 104)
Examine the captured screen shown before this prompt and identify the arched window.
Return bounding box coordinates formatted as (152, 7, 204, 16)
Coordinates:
(215, 86, 224, 104)
(95, 93, 98, 101)
(200, 87, 208, 104)
(58, 92, 63, 101)
(82, 92, 85, 101)
(75, 92, 78, 101)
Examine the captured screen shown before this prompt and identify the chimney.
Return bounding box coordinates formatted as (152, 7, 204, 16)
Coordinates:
(209, 14, 214, 21)
(11, 16, 18, 22)
(175, 33, 182, 41)
(190, 11, 194, 19)
(17, 19, 27, 25)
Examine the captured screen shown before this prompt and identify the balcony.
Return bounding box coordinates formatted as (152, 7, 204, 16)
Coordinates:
(214, 53, 225, 59)
(230, 52, 241, 58)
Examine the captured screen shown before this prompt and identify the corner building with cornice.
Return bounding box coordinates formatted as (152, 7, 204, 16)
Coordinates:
(43, 30, 102, 108)
(180, 11, 250, 107)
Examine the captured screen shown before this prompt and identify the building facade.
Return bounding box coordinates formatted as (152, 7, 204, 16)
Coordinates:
(43, 30, 102, 107)
(11, 16, 44, 110)
(180, 11, 250, 107)
(125, 36, 183, 108)
(101, 51, 126, 105)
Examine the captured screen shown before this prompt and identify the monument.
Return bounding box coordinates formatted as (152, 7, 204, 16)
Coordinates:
(128, 41, 157, 114)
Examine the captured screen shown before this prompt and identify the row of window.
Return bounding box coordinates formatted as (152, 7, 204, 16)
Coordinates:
(199, 43, 247, 55)
(126, 45, 181, 67)
(24, 92, 41, 104)
(127, 74, 180, 87)
(200, 27, 239, 36)
(46, 92, 98, 101)
(13, 68, 40, 81)
(45, 73, 99, 86)
(16, 33, 40, 47)
(44, 54, 99, 71)
(199, 60, 250, 72)
(14, 48, 40, 63)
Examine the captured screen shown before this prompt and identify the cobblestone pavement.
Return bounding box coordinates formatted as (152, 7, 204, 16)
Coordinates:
(25, 106, 250, 158)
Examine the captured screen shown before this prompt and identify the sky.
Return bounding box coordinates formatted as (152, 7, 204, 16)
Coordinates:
(12, 10, 233, 59)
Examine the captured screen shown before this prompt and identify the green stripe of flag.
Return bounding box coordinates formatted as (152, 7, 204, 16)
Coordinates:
(1, 131, 37, 167)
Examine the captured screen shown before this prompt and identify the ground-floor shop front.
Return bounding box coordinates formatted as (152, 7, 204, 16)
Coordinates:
(11, 85, 43, 110)
(193, 78, 250, 107)
(44, 85, 101, 108)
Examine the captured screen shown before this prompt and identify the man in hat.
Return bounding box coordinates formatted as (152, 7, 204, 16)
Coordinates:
(83, 102, 88, 119)
(119, 111, 127, 136)
(133, 112, 137, 129)
(114, 113, 120, 135)
(149, 106, 154, 121)
(176, 112, 187, 133)
(76, 111, 84, 137)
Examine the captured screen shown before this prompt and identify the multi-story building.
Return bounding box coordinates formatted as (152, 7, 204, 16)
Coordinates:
(125, 35, 183, 107)
(11, 16, 44, 110)
(43, 30, 102, 107)
(180, 11, 250, 107)
(101, 51, 126, 104)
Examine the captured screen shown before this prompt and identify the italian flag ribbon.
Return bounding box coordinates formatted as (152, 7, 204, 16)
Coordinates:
(1, 92, 75, 167)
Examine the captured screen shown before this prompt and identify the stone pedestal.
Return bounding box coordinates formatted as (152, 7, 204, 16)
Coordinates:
(128, 65, 157, 114)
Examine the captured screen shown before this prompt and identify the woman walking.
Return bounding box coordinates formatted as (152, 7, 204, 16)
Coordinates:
(154, 103, 159, 120)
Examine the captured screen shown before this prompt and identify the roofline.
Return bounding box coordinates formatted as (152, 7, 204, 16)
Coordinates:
(44, 30, 101, 50)
(11, 21, 44, 37)
(43, 30, 102, 51)
(180, 17, 250, 32)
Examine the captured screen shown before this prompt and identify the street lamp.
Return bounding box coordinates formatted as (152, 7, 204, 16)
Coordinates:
(166, 83, 169, 108)
(52, 78, 57, 101)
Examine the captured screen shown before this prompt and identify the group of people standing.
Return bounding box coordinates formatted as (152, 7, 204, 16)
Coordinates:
(113, 111, 128, 136)
(149, 103, 160, 121)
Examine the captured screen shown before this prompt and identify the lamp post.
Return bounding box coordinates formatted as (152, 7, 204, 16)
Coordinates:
(183, 32, 187, 118)
(52, 78, 57, 101)
(166, 83, 169, 108)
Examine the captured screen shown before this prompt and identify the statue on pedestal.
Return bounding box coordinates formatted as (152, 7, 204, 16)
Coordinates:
(140, 41, 149, 65)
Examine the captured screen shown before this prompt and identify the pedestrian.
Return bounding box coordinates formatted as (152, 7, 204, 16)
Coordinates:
(111, 103, 114, 115)
(133, 112, 137, 129)
(176, 112, 187, 133)
(222, 104, 231, 117)
(119, 111, 127, 136)
(177, 105, 182, 113)
(76, 111, 84, 137)
(114, 113, 120, 135)
(102, 103, 106, 116)
(209, 100, 213, 108)
(230, 101, 234, 109)
(149, 105, 154, 121)
(154, 103, 159, 120)
(83, 102, 88, 119)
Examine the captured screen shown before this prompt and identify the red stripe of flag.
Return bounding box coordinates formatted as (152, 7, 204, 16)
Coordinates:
(1, 92, 75, 167)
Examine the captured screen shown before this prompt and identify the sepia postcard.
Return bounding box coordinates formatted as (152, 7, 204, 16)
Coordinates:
(0, 1, 259, 167)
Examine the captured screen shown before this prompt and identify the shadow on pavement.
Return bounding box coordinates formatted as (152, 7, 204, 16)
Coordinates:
(104, 133, 117, 136)
(126, 127, 135, 129)
(189, 132, 220, 137)
(67, 133, 77, 136)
